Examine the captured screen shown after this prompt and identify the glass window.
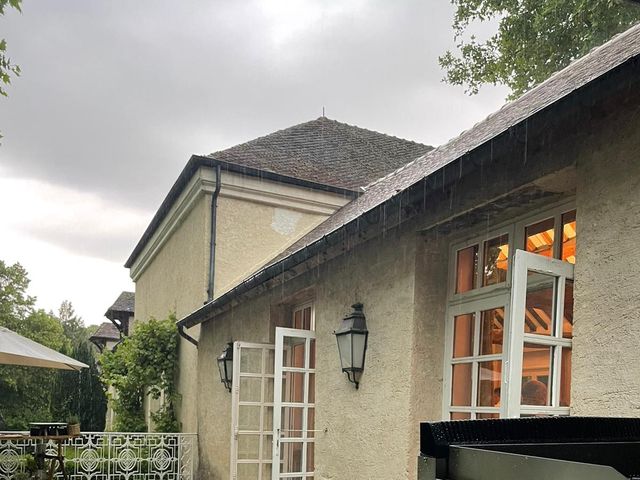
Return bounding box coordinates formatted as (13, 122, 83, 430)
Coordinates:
(483, 235, 509, 286)
(480, 308, 504, 355)
(477, 360, 502, 407)
(560, 347, 572, 407)
(521, 343, 552, 406)
(525, 218, 554, 257)
(451, 412, 471, 420)
(451, 363, 473, 406)
(523, 272, 555, 336)
(453, 313, 474, 358)
(563, 279, 574, 339)
(562, 210, 577, 264)
(456, 245, 478, 293)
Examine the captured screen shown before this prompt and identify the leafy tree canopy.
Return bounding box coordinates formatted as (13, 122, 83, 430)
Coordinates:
(0, 0, 21, 97)
(439, 0, 640, 99)
(100, 316, 179, 433)
(0, 260, 106, 431)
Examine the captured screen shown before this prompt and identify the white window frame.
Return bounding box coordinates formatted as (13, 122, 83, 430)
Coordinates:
(291, 302, 315, 331)
(442, 200, 576, 420)
(504, 250, 574, 417)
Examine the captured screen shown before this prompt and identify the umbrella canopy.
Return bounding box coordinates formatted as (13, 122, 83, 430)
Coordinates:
(0, 326, 88, 371)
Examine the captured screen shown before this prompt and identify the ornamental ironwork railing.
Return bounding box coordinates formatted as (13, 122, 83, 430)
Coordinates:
(0, 432, 196, 479)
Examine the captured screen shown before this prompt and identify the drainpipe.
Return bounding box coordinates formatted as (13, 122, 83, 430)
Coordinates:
(178, 164, 222, 348)
(207, 165, 223, 302)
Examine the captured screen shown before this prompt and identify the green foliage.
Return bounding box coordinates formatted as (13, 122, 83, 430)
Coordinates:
(100, 316, 180, 433)
(440, 0, 640, 99)
(0, 259, 107, 431)
(0, 0, 21, 97)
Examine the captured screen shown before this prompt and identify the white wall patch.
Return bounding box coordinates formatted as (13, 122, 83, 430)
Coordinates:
(271, 208, 302, 236)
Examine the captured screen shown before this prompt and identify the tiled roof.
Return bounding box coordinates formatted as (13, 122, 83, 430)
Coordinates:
(208, 117, 432, 190)
(179, 21, 640, 327)
(106, 291, 135, 315)
(90, 322, 121, 341)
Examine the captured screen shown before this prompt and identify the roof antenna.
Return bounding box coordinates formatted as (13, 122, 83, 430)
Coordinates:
(322, 106, 325, 118)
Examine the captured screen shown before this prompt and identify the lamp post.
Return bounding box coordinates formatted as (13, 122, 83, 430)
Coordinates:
(335, 303, 369, 389)
(217, 342, 234, 392)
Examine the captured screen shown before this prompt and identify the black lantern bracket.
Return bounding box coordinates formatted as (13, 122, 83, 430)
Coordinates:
(217, 342, 234, 393)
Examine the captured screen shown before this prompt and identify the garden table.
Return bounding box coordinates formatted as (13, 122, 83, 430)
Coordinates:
(0, 433, 78, 480)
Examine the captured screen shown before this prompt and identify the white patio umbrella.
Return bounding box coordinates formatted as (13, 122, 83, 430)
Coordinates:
(0, 326, 88, 370)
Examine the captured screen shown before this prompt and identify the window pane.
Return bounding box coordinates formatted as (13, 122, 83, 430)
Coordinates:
(483, 234, 509, 286)
(524, 272, 555, 336)
(522, 343, 552, 406)
(560, 347, 572, 407)
(453, 313, 474, 358)
(563, 279, 574, 339)
(450, 412, 471, 420)
(525, 218, 555, 257)
(451, 363, 473, 406)
(456, 245, 478, 293)
(477, 360, 502, 407)
(480, 308, 504, 355)
(477, 412, 499, 419)
(562, 210, 576, 264)
(237, 463, 259, 479)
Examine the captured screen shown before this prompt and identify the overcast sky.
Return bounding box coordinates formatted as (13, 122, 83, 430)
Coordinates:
(0, 0, 508, 325)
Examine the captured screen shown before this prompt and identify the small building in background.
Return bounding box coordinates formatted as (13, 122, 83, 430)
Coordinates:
(88, 322, 121, 352)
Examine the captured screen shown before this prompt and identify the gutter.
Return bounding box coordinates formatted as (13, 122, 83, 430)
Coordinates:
(178, 164, 222, 348)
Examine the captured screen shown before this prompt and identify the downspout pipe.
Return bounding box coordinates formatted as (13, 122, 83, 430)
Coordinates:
(207, 165, 223, 302)
(178, 164, 223, 348)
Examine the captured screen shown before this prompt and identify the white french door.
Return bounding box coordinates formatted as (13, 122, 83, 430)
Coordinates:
(505, 249, 574, 417)
(230, 342, 276, 480)
(272, 327, 316, 480)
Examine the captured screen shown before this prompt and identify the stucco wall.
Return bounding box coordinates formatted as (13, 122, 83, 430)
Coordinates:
(214, 195, 329, 297)
(572, 104, 640, 416)
(197, 224, 419, 479)
(134, 193, 209, 432)
(132, 168, 349, 435)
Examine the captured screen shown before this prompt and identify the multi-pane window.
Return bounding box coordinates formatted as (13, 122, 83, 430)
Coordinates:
(445, 205, 576, 419)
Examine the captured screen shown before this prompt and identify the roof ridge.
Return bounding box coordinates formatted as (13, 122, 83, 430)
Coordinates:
(209, 116, 430, 156)
(315, 116, 431, 148)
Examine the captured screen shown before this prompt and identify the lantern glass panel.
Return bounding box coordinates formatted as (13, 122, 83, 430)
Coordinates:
(217, 359, 226, 384)
(351, 332, 367, 370)
(225, 359, 233, 382)
(336, 333, 352, 370)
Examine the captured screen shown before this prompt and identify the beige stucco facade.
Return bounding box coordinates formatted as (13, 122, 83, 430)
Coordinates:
(188, 88, 640, 479)
(129, 166, 350, 433)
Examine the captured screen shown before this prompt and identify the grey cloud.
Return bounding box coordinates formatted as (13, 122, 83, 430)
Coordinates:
(0, 0, 508, 220)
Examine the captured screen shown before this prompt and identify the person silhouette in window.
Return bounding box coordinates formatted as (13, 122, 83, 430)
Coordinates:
(521, 380, 548, 405)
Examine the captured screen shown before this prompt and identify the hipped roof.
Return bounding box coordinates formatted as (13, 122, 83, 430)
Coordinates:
(180, 22, 640, 328)
(126, 118, 431, 268)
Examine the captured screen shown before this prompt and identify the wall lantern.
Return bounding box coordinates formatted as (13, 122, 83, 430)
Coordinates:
(217, 342, 234, 392)
(334, 303, 369, 389)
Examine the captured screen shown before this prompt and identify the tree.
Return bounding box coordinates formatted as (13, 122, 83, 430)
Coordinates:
(0, 0, 21, 97)
(52, 300, 107, 432)
(100, 316, 179, 432)
(0, 261, 106, 431)
(439, 0, 640, 99)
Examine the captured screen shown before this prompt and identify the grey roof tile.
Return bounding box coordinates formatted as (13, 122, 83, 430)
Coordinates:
(209, 117, 432, 190)
(179, 21, 640, 327)
(90, 322, 121, 341)
(107, 291, 135, 314)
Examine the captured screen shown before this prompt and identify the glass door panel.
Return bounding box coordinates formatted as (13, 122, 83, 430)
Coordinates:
(231, 342, 276, 480)
(273, 328, 315, 480)
(507, 250, 574, 418)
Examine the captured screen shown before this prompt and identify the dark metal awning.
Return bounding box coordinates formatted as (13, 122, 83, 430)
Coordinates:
(419, 417, 640, 480)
